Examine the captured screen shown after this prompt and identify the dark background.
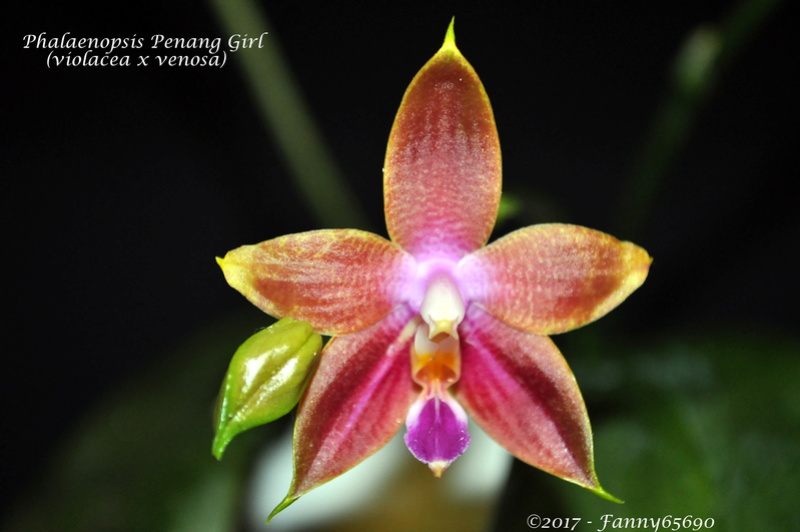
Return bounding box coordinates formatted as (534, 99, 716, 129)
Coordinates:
(5, 0, 797, 529)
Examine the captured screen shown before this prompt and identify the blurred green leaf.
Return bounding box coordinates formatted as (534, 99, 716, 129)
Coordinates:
(564, 333, 800, 532)
(491, 332, 800, 531)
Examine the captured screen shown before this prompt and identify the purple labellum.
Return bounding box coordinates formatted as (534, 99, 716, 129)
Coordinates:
(404, 392, 470, 476)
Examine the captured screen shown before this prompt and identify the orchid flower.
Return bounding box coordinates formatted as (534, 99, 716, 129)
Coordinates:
(217, 20, 651, 517)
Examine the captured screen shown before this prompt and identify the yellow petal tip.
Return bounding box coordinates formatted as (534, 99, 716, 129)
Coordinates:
(443, 17, 456, 50)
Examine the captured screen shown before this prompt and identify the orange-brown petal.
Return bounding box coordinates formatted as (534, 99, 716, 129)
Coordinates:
(270, 307, 418, 518)
(455, 306, 617, 500)
(383, 20, 501, 260)
(217, 229, 415, 335)
(460, 224, 651, 335)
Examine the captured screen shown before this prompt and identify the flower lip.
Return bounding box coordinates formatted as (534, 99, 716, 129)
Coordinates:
(404, 391, 470, 477)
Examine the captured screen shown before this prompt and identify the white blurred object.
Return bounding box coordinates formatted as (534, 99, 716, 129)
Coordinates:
(247, 422, 512, 531)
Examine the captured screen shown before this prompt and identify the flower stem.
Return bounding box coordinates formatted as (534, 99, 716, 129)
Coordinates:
(207, 0, 370, 229)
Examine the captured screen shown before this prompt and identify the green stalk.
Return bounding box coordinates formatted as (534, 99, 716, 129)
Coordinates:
(207, 0, 369, 229)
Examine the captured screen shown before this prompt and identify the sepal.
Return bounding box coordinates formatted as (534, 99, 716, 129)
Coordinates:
(456, 306, 619, 501)
(383, 18, 501, 259)
(269, 308, 418, 522)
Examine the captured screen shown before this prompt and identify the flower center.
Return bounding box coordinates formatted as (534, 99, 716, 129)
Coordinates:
(411, 325, 460, 387)
(419, 269, 465, 341)
(403, 271, 470, 476)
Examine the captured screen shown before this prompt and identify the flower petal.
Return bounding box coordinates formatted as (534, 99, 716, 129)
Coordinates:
(455, 306, 617, 500)
(383, 20, 501, 260)
(460, 224, 651, 335)
(270, 307, 418, 519)
(217, 229, 414, 335)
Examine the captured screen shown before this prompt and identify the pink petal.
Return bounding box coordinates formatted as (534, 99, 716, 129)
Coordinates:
(455, 306, 615, 499)
(383, 23, 501, 260)
(460, 224, 651, 335)
(218, 229, 414, 335)
(273, 307, 418, 514)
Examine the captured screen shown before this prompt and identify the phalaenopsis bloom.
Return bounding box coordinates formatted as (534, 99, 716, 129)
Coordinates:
(217, 20, 651, 517)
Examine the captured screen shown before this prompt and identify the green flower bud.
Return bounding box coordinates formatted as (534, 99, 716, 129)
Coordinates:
(212, 318, 322, 459)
